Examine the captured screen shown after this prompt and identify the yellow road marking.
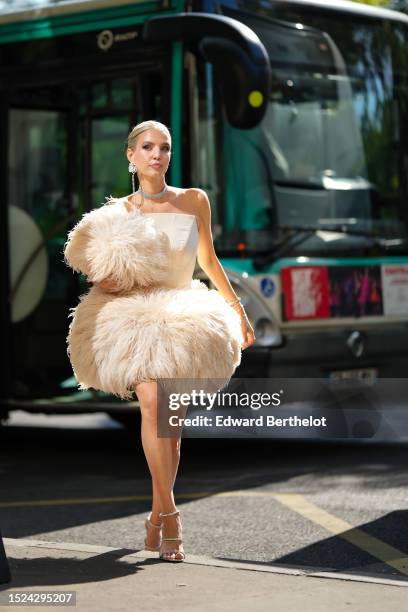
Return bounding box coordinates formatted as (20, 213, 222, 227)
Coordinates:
(1, 489, 407, 576)
(0, 490, 296, 508)
(0, 492, 217, 508)
(272, 493, 408, 576)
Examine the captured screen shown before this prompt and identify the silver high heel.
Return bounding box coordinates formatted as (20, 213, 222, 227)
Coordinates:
(158, 510, 185, 562)
(144, 512, 162, 552)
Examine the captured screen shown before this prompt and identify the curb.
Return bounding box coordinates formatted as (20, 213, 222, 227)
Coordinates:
(4, 538, 408, 588)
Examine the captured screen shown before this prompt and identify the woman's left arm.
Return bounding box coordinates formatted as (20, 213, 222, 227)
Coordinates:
(189, 188, 256, 350)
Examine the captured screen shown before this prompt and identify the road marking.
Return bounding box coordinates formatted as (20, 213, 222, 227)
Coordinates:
(0, 495, 157, 507)
(271, 493, 408, 577)
(0, 492, 226, 508)
(1, 489, 407, 577)
(0, 490, 272, 508)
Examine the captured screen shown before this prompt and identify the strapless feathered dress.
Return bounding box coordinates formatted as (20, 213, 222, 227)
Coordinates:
(63, 197, 243, 400)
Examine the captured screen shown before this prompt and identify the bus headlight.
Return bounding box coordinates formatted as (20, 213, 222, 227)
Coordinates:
(227, 272, 282, 348)
(254, 317, 279, 347)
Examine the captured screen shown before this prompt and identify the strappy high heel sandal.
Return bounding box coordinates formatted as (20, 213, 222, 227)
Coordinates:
(144, 512, 162, 552)
(159, 510, 185, 562)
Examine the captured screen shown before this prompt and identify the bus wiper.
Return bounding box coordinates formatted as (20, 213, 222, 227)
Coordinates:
(298, 225, 408, 249)
(274, 180, 324, 190)
(253, 227, 317, 270)
(253, 224, 402, 270)
(275, 177, 373, 191)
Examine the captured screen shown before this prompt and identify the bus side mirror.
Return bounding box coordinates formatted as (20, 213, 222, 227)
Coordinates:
(143, 13, 271, 129)
(199, 36, 268, 129)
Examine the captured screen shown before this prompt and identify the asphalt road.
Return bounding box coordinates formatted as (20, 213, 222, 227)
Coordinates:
(1, 410, 407, 586)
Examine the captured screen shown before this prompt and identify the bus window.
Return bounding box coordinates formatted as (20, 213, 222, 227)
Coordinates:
(7, 72, 164, 400)
(216, 5, 408, 256)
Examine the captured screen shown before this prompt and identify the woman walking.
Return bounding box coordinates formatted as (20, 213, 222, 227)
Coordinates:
(64, 120, 255, 562)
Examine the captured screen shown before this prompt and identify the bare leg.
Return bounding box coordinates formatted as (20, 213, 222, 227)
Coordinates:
(149, 441, 180, 521)
(170, 436, 182, 489)
(144, 438, 182, 549)
(135, 381, 184, 559)
(160, 435, 184, 560)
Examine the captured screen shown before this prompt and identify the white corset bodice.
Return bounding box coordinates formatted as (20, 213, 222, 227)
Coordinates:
(65, 198, 243, 401)
(141, 212, 199, 289)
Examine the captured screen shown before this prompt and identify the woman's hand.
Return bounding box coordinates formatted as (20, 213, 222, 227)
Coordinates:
(232, 303, 256, 349)
(240, 312, 256, 349)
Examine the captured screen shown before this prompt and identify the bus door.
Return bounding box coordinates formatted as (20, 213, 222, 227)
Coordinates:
(0, 6, 271, 415)
(2, 33, 169, 407)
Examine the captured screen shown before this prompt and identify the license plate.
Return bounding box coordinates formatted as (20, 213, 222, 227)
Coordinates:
(329, 368, 378, 381)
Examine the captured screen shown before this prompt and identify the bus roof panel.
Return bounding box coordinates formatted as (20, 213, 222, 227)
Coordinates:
(0, 0, 162, 25)
(271, 0, 408, 25)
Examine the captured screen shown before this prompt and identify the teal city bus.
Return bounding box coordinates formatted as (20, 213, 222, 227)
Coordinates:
(1, 0, 408, 424)
(0, 0, 270, 421)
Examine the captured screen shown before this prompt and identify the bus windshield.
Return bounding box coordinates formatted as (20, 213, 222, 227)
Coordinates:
(217, 5, 408, 256)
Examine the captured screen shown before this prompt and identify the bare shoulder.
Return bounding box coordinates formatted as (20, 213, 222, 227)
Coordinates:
(166, 187, 210, 231)
(184, 187, 209, 204)
(181, 187, 210, 217)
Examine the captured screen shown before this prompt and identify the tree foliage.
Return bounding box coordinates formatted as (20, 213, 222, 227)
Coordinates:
(352, 0, 408, 12)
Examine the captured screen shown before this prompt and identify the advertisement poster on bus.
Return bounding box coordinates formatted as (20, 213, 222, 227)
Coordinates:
(281, 264, 408, 320)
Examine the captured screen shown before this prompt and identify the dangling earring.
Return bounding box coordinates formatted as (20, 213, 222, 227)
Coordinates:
(128, 161, 137, 194)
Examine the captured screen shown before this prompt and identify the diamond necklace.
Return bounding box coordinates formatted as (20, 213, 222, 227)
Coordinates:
(136, 185, 168, 200)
